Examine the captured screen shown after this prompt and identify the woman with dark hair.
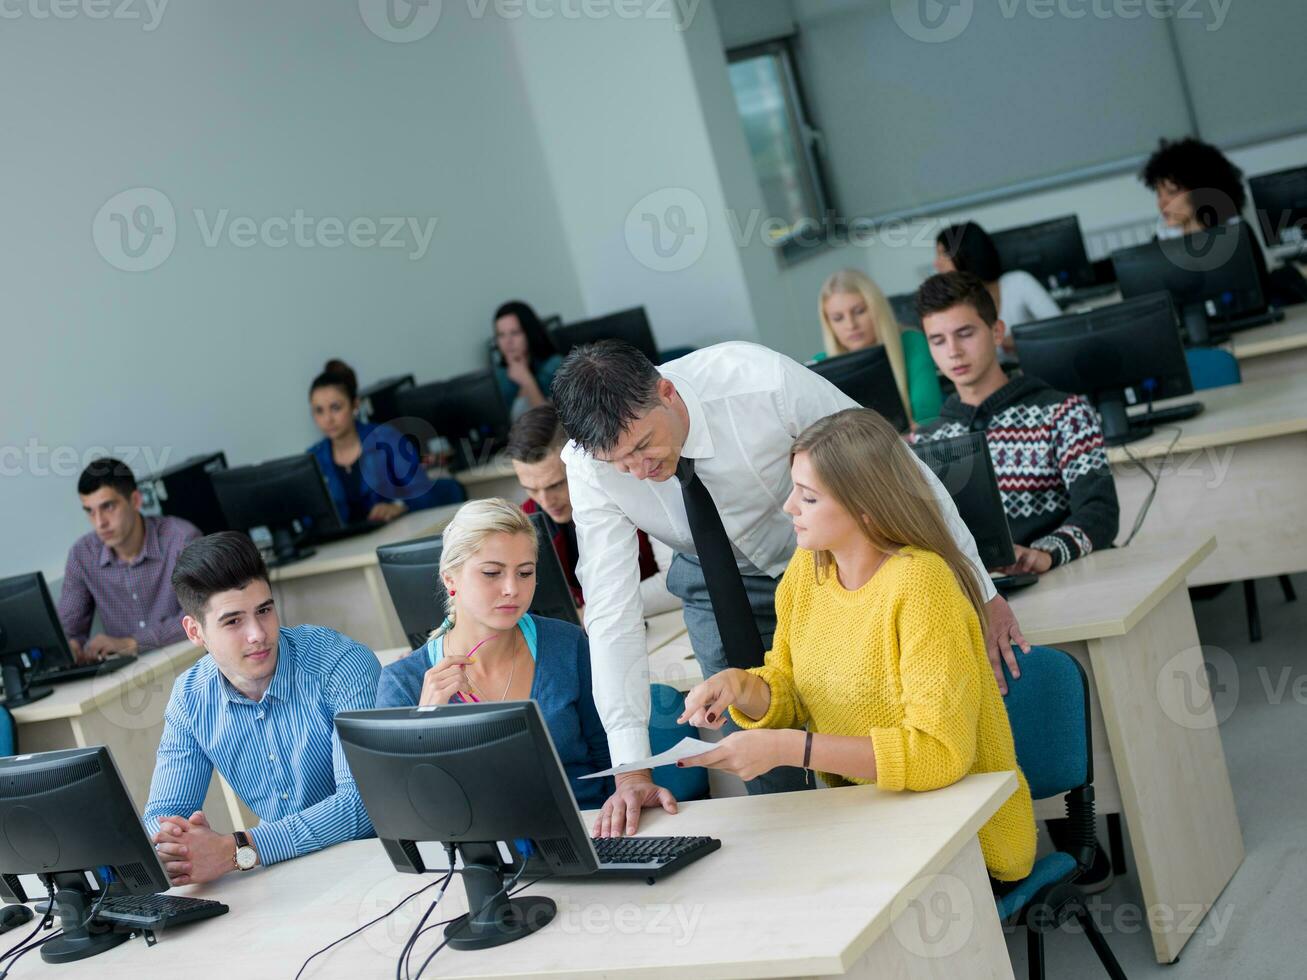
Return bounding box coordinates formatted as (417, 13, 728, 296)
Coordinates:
(934, 221, 1060, 337)
(1140, 137, 1247, 236)
(307, 359, 465, 525)
(493, 300, 563, 419)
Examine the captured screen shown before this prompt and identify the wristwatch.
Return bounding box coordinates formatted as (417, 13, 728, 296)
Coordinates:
(233, 831, 258, 872)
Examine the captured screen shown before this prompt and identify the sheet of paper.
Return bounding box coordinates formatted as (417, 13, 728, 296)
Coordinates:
(579, 736, 718, 779)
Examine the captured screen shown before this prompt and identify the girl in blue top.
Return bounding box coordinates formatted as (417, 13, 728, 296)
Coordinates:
(493, 301, 563, 420)
(375, 498, 613, 806)
(307, 360, 465, 525)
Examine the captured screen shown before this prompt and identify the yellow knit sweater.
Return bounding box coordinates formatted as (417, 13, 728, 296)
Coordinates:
(730, 546, 1037, 882)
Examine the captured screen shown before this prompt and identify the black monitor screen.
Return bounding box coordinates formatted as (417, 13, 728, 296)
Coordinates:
(992, 215, 1096, 292)
(1112, 222, 1266, 321)
(912, 433, 1015, 571)
(395, 371, 510, 472)
(0, 572, 75, 672)
(1251, 166, 1307, 249)
(807, 346, 910, 433)
(551, 308, 658, 363)
(211, 455, 343, 560)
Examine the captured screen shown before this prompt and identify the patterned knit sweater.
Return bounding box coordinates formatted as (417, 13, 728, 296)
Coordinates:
(913, 376, 1120, 568)
(730, 547, 1037, 882)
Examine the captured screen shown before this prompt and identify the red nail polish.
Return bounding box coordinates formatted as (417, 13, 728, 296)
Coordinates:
(676, 761, 684, 767)
(706, 712, 716, 723)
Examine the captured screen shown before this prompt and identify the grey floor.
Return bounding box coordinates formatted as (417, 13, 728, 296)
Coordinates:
(1002, 573, 1307, 978)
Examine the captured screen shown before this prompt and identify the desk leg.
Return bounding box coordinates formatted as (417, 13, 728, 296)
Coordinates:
(1087, 585, 1244, 964)
(833, 838, 1014, 980)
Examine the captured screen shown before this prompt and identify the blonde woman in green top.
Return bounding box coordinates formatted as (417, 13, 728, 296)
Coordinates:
(815, 269, 944, 426)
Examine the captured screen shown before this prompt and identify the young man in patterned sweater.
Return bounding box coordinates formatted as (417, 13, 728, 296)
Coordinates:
(912, 271, 1120, 576)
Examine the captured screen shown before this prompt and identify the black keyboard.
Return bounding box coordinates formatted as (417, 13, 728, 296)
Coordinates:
(32, 654, 136, 685)
(1129, 402, 1204, 426)
(591, 835, 720, 881)
(991, 573, 1038, 595)
(95, 894, 228, 930)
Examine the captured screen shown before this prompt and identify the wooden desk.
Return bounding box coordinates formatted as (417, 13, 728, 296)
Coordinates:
(60, 774, 1019, 979)
(1107, 375, 1307, 585)
(652, 538, 1239, 964)
(1228, 303, 1307, 382)
(10, 641, 237, 830)
(268, 505, 460, 650)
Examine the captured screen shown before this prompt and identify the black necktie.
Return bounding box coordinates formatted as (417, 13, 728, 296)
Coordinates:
(676, 458, 765, 670)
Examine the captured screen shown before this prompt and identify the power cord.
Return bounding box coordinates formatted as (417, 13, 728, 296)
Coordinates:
(0, 882, 54, 967)
(294, 857, 459, 980)
(410, 860, 532, 980)
(1119, 426, 1182, 546)
(0, 930, 63, 979)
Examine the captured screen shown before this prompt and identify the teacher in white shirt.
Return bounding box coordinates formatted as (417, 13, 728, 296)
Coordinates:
(552, 340, 1030, 837)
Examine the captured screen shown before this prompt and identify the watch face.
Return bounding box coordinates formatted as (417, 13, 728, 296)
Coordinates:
(236, 846, 257, 871)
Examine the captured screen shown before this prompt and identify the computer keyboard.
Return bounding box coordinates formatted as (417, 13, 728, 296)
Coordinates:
(990, 572, 1038, 595)
(95, 894, 228, 931)
(591, 835, 720, 880)
(1130, 402, 1204, 426)
(309, 520, 384, 544)
(31, 654, 136, 685)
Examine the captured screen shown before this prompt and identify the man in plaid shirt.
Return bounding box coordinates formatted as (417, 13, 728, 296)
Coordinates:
(57, 457, 200, 664)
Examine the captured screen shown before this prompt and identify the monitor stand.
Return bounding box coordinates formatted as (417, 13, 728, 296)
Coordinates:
(264, 526, 316, 569)
(1096, 392, 1154, 447)
(41, 876, 129, 964)
(0, 655, 53, 708)
(443, 843, 555, 951)
(1181, 303, 1212, 347)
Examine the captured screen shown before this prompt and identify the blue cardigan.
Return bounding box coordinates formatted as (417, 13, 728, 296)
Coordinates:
(375, 614, 613, 807)
(307, 421, 465, 524)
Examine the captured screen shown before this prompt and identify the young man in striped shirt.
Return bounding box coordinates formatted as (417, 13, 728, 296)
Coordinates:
(145, 532, 380, 885)
(913, 271, 1120, 574)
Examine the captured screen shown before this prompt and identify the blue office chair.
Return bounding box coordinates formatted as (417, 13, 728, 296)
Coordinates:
(998, 647, 1127, 980)
(647, 683, 709, 801)
(0, 706, 16, 757)
(1182, 349, 1297, 641)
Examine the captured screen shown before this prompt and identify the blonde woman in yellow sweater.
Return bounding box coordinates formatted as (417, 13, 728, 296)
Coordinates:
(679, 408, 1036, 882)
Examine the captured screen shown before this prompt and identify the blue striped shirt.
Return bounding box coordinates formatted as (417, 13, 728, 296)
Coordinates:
(143, 625, 381, 865)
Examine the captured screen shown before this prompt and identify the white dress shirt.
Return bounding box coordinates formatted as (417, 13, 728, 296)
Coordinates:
(998, 270, 1062, 327)
(563, 342, 996, 765)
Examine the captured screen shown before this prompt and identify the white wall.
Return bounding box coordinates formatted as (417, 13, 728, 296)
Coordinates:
(1, 1, 583, 578)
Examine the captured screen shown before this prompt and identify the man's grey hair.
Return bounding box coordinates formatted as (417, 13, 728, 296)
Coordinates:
(551, 341, 663, 454)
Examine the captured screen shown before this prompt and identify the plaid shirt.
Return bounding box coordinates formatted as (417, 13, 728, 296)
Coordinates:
(57, 515, 200, 649)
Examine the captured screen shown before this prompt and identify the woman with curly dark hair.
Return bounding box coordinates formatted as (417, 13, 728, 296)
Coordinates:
(1140, 137, 1248, 236)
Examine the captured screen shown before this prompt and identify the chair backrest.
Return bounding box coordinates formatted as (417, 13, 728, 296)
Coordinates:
(0, 706, 15, 757)
(648, 684, 710, 801)
(1184, 347, 1241, 391)
(1000, 647, 1092, 800)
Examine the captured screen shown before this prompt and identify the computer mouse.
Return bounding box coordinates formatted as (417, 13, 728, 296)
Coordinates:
(0, 904, 33, 934)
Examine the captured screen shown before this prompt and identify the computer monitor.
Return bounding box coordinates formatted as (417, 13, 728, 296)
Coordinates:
(1111, 222, 1267, 344)
(138, 452, 229, 535)
(888, 292, 920, 328)
(807, 347, 910, 433)
(992, 215, 1096, 293)
(0, 745, 170, 963)
(377, 518, 580, 648)
(359, 374, 416, 426)
(911, 433, 1017, 571)
(550, 307, 659, 364)
(211, 455, 344, 566)
(337, 702, 597, 950)
(394, 370, 510, 473)
(1011, 292, 1194, 446)
(1250, 165, 1307, 251)
(0, 572, 77, 707)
